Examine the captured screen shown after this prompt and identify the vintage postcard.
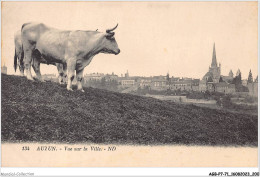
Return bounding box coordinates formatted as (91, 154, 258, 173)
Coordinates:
(1, 0, 258, 172)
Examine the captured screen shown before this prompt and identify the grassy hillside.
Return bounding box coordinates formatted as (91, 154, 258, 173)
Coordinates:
(1, 74, 258, 146)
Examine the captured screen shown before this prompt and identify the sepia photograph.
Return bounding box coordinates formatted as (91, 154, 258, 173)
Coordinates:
(1, 0, 258, 172)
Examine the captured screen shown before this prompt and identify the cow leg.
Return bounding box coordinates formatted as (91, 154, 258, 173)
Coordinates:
(66, 59, 76, 91)
(32, 57, 44, 81)
(76, 68, 84, 92)
(18, 53, 25, 76)
(63, 63, 68, 83)
(56, 63, 64, 84)
(19, 65, 25, 76)
(23, 45, 34, 80)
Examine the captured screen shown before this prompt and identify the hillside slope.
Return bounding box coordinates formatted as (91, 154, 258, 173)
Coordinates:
(1, 74, 258, 146)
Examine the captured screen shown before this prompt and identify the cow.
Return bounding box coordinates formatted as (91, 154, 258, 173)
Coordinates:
(14, 30, 25, 76)
(21, 22, 120, 92)
(14, 30, 67, 84)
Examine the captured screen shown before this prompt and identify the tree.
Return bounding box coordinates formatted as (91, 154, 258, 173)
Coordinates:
(222, 95, 232, 108)
(232, 72, 242, 86)
(232, 71, 249, 92)
(247, 69, 253, 84)
(233, 69, 242, 91)
(236, 69, 241, 76)
(237, 72, 242, 85)
(255, 76, 258, 82)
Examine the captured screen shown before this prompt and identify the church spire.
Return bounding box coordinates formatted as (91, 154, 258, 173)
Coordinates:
(229, 70, 234, 78)
(211, 43, 217, 67)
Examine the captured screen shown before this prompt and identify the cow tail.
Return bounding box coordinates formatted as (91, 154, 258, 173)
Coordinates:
(21, 48, 24, 68)
(14, 49, 17, 72)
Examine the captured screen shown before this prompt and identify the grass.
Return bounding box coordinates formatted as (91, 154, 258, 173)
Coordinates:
(1, 74, 258, 146)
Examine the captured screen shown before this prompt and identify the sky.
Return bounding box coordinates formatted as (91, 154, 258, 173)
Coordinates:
(1, 1, 258, 80)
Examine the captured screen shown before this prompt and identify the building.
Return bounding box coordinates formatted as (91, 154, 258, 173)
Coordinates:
(136, 78, 152, 89)
(42, 74, 58, 82)
(205, 82, 215, 92)
(199, 72, 214, 92)
(208, 43, 221, 83)
(125, 70, 129, 78)
(1, 63, 7, 74)
(171, 80, 191, 91)
(199, 43, 235, 94)
(191, 79, 200, 91)
(118, 71, 136, 88)
(169, 77, 199, 91)
(215, 82, 236, 94)
(121, 79, 135, 87)
(104, 72, 118, 82)
(84, 73, 104, 81)
(201, 43, 221, 84)
(248, 81, 258, 97)
(221, 70, 234, 83)
(200, 43, 221, 91)
(150, 76, 167, 90)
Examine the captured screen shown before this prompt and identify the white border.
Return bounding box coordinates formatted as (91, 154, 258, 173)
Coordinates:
(0, 0, 259, 176)
(0, 167, 259, 176)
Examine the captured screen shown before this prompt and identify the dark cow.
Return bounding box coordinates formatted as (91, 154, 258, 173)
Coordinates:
(21, 23, 120, 92)
(14, 30, 67, 84)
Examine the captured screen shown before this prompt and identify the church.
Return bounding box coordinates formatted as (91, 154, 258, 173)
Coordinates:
(199, 43, 235, 93)
(202, 43, 221, 83)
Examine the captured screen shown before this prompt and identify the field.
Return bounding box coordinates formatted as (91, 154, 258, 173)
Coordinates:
(1, 74, 258, 146)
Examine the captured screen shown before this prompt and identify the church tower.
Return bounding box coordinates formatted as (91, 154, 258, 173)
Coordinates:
(125, 70, 129, 78)
(211, 43, 217, 67)
(229, 70, 234, 78)
(209, 43, 221, 83)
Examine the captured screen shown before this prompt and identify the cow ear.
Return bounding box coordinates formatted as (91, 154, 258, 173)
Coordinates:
(105, 32, 115, 39)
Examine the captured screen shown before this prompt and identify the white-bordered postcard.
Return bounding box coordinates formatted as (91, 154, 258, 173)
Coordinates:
(1, 1, 258, 176)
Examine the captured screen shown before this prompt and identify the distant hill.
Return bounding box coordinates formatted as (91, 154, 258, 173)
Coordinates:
(1, 74, 258, 146)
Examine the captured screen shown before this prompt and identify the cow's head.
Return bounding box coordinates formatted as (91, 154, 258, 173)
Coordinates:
(100, 24, 120, 55)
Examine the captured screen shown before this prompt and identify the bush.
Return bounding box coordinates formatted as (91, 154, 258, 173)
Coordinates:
(244, 95, 257, 103)
(222, 95, 232, 107)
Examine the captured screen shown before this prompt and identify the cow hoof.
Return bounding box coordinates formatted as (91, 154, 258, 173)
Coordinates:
(33, 77, 45, 82)
(67, 88, 73, 91)
(78, 89, 85, 93)
(27, 76, 34, 81)
(60, 81, 67, 85)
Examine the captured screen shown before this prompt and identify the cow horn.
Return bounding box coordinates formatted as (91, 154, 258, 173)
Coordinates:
(105, 32, 115, 38)
(106, 24, 118, 33)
